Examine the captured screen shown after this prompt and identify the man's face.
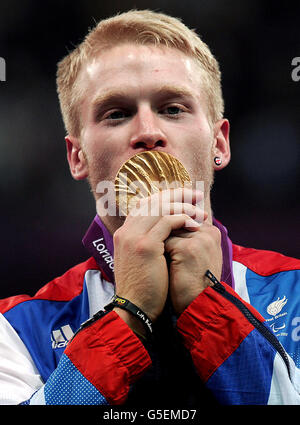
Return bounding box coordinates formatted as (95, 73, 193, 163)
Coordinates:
(67, 43, 229, 215)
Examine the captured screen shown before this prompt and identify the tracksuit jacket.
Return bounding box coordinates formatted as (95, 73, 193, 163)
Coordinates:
(0, 215, 299, 405)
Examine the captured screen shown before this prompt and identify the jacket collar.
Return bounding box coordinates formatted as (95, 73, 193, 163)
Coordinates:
(82, 215, 235, 289)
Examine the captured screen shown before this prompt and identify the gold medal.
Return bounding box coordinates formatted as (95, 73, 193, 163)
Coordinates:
(115, 151, 191, 215)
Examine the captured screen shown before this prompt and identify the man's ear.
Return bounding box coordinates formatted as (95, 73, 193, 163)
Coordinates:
(65, 135, 89, 180)
(212, 119, 231, 170)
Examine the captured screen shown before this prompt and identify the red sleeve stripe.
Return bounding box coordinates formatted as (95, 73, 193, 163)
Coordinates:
(65, 311, 151, 405)
(232, 244, 300, 276)
(177, 283, 263, 382)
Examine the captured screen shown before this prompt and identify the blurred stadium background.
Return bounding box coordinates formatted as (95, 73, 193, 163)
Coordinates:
(0, 0, 299, 298)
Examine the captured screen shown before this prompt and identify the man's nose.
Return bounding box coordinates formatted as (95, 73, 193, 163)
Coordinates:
(129, 108, 167, 150)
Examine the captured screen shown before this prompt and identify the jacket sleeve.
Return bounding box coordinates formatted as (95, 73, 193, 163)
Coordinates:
(0, 313, 43, 404)
(176, 281, 300, 405)
(0, 311, 151, 405)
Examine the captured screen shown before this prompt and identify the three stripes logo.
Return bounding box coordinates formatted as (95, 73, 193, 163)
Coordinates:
(51, 325, 74, 349)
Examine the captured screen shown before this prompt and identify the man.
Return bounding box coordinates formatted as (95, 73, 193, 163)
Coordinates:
(0, 10, 299, 405)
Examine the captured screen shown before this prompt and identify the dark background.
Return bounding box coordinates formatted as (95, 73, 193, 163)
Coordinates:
(0, 0, 299, 298)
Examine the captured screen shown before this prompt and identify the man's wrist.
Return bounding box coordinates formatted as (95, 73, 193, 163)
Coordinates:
(113, 307, 147, 339)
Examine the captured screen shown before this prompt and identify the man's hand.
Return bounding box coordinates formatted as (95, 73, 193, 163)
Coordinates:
(165, 221, 223, 316)
(113, 188, 203, 333)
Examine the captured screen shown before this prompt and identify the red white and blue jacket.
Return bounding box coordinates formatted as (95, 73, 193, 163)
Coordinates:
(0, 216, 299, 405)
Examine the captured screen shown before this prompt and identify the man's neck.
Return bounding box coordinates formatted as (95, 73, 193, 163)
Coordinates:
(99, 215, 126, 235)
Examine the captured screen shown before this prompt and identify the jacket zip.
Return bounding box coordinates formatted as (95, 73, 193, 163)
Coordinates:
(212, 280, 291, 380)
(69, 310, 109, 343)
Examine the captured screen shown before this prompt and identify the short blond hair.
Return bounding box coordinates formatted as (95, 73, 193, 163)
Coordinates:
(56, 9, 224, 137)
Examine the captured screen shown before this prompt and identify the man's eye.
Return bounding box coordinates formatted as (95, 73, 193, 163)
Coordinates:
(106, 110, 128, 120)
(161, 106, 184, 116)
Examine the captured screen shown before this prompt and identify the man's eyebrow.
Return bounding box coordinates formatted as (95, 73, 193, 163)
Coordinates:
(155, 85, 196, 101)
(91, 85, 196, 110)
(91, 90, 130, 110)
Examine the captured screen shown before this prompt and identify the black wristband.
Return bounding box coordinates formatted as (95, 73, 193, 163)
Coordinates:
(104, 295, 153, 337)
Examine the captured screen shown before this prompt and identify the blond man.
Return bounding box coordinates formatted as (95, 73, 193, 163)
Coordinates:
(0, 10, 299, 406)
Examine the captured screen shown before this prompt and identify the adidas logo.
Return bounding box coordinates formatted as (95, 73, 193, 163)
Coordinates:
(51, 325, 74, 349)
